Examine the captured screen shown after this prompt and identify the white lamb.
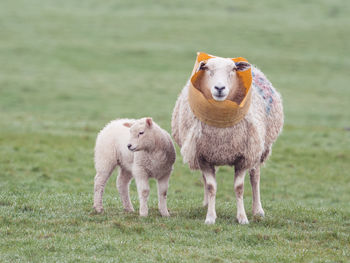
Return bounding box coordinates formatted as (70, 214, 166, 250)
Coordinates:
(172, 55, 284, 224)
(93, 117, 176, 217)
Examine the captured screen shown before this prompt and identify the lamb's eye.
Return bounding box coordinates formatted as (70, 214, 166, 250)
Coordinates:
(232, 67, 237, 71)
(139, 131, 144, 135)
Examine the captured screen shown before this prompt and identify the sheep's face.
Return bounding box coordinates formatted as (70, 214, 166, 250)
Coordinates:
(197, 57, 251, 101)
(123, 118, 155, 152)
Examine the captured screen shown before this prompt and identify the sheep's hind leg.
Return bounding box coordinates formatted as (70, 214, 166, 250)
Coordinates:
(202, 174, 209, 207)
(201, 164, 217, 224)
(234, 168, 249, 224)
(249, 166, 265, 217)
(157, 174, 170, 217)
(116, 168, 134, 212)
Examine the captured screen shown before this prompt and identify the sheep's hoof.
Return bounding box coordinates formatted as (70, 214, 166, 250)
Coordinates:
(93, 206, 104, 214)
(205, 216, 216, 225)
(139, 211, 148, 217)
(237, 214, 249, 225)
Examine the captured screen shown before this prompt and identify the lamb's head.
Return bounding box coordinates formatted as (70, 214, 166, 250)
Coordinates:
(196, 57, 251, 101)
(123, 118, 155, 152)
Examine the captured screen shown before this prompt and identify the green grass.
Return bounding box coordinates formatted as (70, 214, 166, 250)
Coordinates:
(1, 0, 350, 262)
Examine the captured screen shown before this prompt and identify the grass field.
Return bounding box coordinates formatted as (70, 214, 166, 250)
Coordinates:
(1, 0, 350, 262)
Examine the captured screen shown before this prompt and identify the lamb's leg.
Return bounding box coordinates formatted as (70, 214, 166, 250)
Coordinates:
(249, 167, 265, 217)
(201, 164, 217, 224)
(134, 168, 150, 217)
(116, 168, 134, 212)
(202, 174, 209, 207)
(157, 174, 170, 217)
(234, 168, 249, 224)
(93, 168, 114, 213)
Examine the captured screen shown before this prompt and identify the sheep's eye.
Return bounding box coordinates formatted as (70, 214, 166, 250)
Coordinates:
(139, 131, 144, 135)
(232, 67, 237, 71)
(199, 63, 208, 71)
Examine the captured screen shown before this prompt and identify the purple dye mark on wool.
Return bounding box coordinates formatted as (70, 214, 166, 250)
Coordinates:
(252, 70, 275, 114)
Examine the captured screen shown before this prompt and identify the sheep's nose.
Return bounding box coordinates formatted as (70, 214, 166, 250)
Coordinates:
(214, 86, 226, 92)
(127, 144, 132, 149)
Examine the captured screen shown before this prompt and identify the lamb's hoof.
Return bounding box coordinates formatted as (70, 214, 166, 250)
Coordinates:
(237, 214, 249, 225)
(124, 207, 135, 213)
(160, 211, 170, 217)
(253, 209, 265, 218)
(205, 216, 216, 225)
(93, 206, 104, 214)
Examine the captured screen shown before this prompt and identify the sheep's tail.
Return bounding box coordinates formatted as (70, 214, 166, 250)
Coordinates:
(180, 122, 202, 170)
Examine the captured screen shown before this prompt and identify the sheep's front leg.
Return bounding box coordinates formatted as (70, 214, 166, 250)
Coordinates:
(133, 167, 150, 217)
(249, 167, 265, 217)
(201, 164, 217, 224)
(234, 168, 249, 224)
(157, 174, 170, 217)
(116, 168, 134, 212)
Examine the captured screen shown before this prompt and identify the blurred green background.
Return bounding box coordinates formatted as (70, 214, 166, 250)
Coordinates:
(0, 0, 349, 262)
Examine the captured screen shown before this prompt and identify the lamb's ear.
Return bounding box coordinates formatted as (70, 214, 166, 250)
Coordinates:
(145, 117, 153, 128)
(235, 61, 251, 72)
(123, 122, 133, 128)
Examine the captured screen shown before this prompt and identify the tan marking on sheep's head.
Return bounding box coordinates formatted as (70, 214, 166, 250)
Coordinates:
(124, 118, 155, 152)
(196, 57, 250, 102)
(187, 52, 253, 128)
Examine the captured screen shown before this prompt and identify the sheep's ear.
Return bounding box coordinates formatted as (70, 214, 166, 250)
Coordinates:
(235, 61, 251, 72)
(145, 118, 153, 128)
(123, 122, 132, 128)
(196, 61, 208, 72)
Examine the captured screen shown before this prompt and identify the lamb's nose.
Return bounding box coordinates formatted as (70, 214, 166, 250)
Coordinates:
(127, 144, 132, 149)
(214, 86, 225, 92)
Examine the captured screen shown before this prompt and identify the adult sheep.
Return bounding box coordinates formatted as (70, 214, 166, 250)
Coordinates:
(171, 52, 283, 224)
